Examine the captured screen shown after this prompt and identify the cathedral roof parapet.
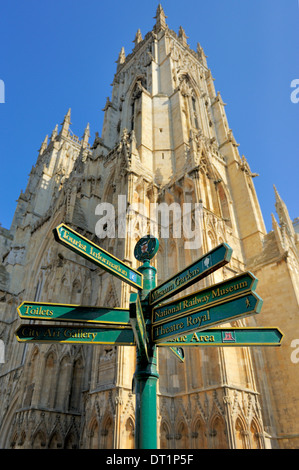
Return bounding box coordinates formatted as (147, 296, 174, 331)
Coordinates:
(114, 31, 154, 78)
(167, 28, 208, 72)
(114, 7, 208, 83)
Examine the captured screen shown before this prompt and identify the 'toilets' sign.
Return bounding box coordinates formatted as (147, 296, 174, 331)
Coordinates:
(17, 301, 131, 326)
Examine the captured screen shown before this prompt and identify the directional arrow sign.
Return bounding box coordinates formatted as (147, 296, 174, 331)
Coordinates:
(152, 292, 263, 343)
(149, 243, 232, 306)
(17, 301, 130, 326)
(15, 324, 135, 346)
(53, 224, 143, 290)
(152, 271, 258, 326)
(156, 327, 284, 347)
(129, 293, 149, 361)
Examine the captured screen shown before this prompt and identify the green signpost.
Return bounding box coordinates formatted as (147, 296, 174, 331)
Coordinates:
(129, 293, 150, 362)
(14, 223, 284, 450)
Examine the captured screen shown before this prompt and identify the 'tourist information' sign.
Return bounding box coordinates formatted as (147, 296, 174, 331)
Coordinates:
(53, 224, 143, 290)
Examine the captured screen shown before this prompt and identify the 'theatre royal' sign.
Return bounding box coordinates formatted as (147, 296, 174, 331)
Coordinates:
(152, 292, 263, 343)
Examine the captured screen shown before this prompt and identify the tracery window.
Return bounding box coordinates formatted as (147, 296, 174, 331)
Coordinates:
(191, 95, 200, 130)
(180, 74, 201, 132)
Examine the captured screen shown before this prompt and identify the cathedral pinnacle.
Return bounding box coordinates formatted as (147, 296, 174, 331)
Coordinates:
(116, 47, 126, 70)
(178, 26, 188, 46)
(273, 184, 294, 237)
(82, 123, 90, 147)
(133, 29, 143, 47)
(38, 135, 48, 155)
(60, 108, 72, 137)
(50, 124, 58, 142)
(62, 108, 71, 124)
(154, 4, 167, 32)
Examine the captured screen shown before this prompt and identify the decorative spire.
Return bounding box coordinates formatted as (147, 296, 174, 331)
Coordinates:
(50, 124, 58, 141)
(133, 29, 143, 47)
(274, 185, 295, 237)
(197, 42, 207, 65)
(271, 212, 286, 253)
(154, 4, 167, 32)
(81, 123, 90, 147)
(38, 135, 48, 154)
(116, 47, 126, 70)
(178, 26, 188, 46)
(62, 108, 71, 124)
(60, 108, 71, 137)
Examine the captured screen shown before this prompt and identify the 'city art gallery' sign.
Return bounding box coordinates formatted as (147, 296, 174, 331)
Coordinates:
(15, 324, 135, 346)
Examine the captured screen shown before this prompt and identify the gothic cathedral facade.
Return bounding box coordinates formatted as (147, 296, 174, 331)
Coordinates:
(0, 6, 298, 449)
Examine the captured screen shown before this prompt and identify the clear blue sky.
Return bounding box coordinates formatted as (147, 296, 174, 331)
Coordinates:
(0, 0, 298, 232)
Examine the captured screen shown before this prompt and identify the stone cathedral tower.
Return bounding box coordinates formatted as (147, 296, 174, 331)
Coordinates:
(0, 5, 298, 449)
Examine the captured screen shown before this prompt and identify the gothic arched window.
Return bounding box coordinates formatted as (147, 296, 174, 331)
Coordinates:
(218, 182, 231, 226)
(210, 415, 228, 449)
(235, 417, 249, 449)
(160, 421, 171, 449)
(69, 357, 84, 412)
(130, 99, 135, 132)
(179, 74, 201, 132)
(191, 95, 200, 130)
(124, 417, 135, 449)
(192, 417, 207, 449)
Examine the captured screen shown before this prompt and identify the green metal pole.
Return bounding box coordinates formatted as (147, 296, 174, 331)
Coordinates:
(134, 260, 159, 449)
